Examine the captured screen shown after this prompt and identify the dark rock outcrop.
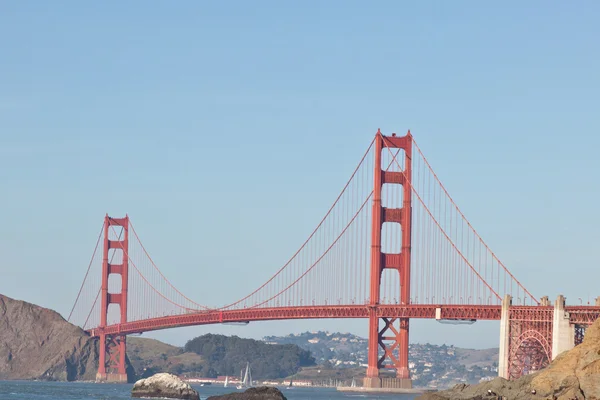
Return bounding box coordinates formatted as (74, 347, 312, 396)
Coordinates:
(207, 386, 287, 400)
(131, 373, 200, 400)
(0, 294, 134, 381)
(417, 317, 600, 400)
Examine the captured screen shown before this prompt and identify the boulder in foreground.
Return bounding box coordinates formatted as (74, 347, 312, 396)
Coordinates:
(207, 386, 287, 400)
(417, 317, 600, 400)
(131, 373, 200, 400)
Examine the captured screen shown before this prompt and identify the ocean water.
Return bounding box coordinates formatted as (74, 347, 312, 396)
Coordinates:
(0, 381, 420, 400)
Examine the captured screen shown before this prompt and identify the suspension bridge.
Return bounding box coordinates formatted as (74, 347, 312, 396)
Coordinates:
(68, 130, 600, 388)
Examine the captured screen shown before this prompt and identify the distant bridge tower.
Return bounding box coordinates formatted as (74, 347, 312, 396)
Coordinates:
(364, 130, 413, 389)
(96, 215, 129, 382)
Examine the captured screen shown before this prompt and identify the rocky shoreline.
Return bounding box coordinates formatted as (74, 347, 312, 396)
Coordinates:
(416, 318, 600, 400)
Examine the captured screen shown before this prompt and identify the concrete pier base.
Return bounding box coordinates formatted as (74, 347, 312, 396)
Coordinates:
(498, 294, 511, 379)
(363, 377, 380, 388)
(363, 377, 412, 389)
(552, 294, 575, 360)
(338, 386, 426, 394)
(96, 372, 128, 383)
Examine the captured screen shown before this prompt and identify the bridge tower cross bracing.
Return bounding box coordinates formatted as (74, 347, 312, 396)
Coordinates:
(364, 130, 413, 389)
(96, 214, 129, 383)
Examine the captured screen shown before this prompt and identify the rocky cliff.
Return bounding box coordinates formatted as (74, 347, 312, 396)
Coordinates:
(0, 294, 103, 381)
(417, 317, 600, 400)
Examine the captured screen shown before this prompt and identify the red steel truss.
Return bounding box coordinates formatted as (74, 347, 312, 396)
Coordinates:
(507, 307, 553, 379)
(505, 306, 600, 379)
(565, 307, 600, 325)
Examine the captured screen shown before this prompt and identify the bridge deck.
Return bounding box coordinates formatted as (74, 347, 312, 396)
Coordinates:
(91, 304, 503, 336)
(89, 305, 600, 336)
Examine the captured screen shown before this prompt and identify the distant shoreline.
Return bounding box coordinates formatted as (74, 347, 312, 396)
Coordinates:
(337, 386, 435, 394)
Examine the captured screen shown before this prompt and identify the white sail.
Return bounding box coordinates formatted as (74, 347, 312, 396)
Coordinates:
(236, 362, 253, 389)
(243, 362, 250, 386)
(224, 376, 228, 387)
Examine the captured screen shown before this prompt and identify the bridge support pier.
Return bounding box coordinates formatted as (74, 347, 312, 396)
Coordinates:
(362, 377, 412, 389)
(96, 334, 128, 383)
(498, 294, 600, 380)
(499, 295, 553, 380)
(552, 294, 574, 360)
(498, 294, 511, 379)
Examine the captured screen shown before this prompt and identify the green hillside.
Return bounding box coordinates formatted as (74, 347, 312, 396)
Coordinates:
(184, 334, 316, 379)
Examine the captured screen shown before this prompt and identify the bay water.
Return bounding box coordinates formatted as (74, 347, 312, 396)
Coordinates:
(0, 381, 420, 400)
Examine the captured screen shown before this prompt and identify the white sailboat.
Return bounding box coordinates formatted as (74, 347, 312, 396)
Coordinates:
(236, 362, 253, 389)
(351, 378, 356, 388)
(224, 376, 229, 388)
(236, 369, 243, 390)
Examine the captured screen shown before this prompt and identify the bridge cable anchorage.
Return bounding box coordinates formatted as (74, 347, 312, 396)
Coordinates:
(68, 223, 104, 322)
(217, 136, 377, 311)
(411, 139, 538, 305)
(129, 222, 212, 311)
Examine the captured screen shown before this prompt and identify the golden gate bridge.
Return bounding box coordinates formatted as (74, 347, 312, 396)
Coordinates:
(68, 129, 600, 387)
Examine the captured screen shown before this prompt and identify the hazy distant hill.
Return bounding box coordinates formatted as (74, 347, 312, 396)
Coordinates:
(264, 331, 367, 367)
(264, 331, 499, 387)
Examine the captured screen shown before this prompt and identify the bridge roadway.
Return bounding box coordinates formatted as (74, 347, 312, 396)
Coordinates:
(89, 304, 600, 337)
(90, 304, 500, 335)
(90, 304, 504, 336)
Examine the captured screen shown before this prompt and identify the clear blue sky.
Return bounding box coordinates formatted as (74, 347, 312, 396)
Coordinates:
(1, 1, 599, 349)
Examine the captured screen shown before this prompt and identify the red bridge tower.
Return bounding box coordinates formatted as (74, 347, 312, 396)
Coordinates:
(96, 215, 130, 382)
(364, 130, 413, 389)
